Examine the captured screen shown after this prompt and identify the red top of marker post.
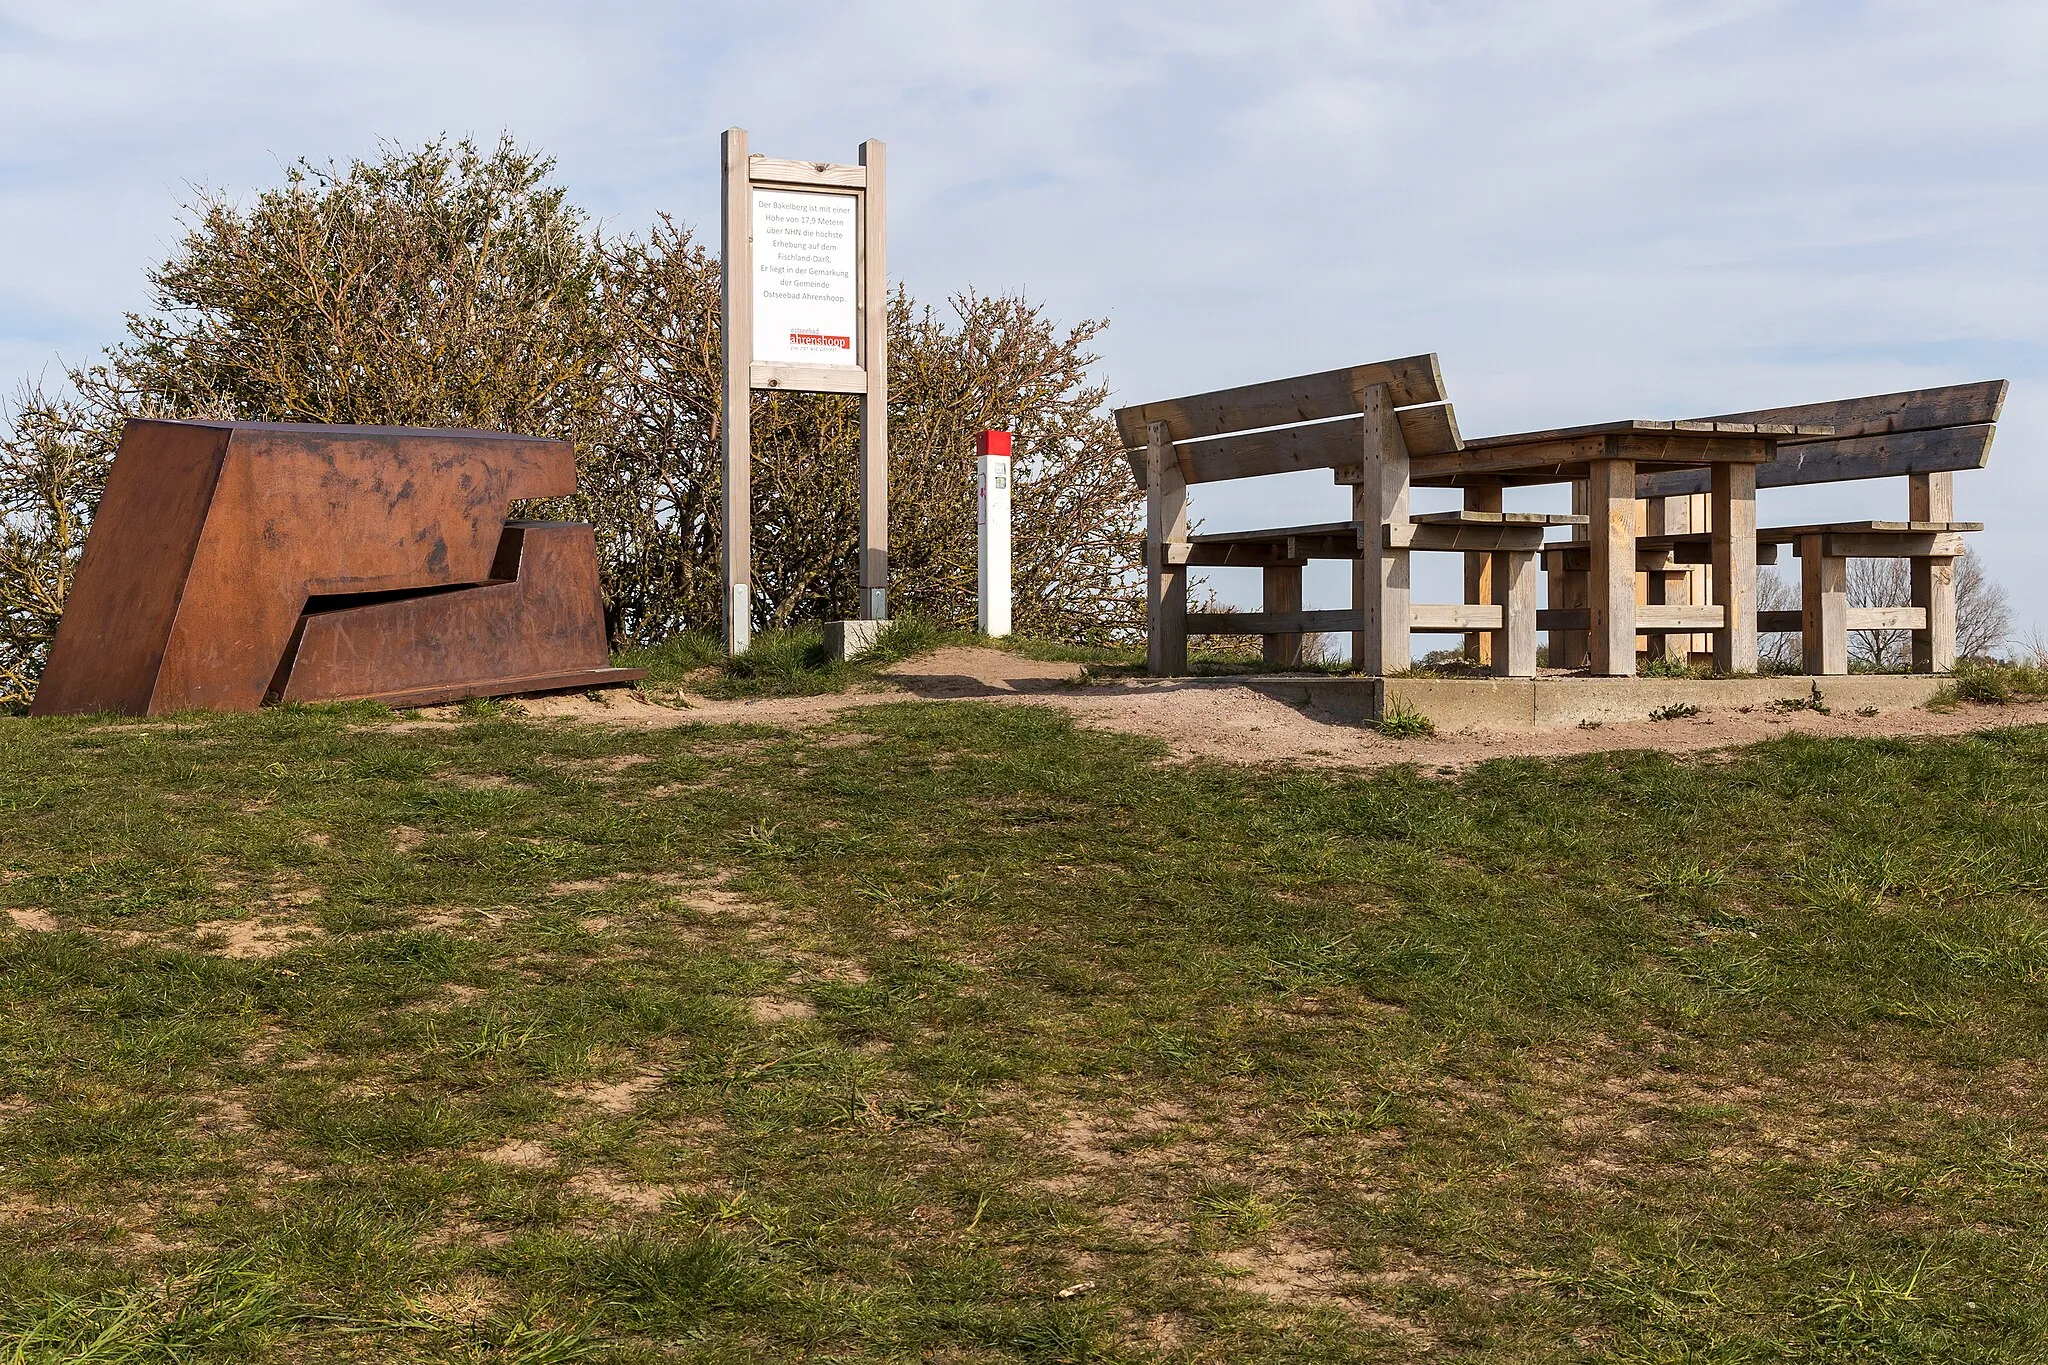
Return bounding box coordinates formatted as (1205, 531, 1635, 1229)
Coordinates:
(976, 430, 1012, 458)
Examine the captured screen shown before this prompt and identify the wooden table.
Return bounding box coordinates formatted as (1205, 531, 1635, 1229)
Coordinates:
(1409, 419, 1830, 676)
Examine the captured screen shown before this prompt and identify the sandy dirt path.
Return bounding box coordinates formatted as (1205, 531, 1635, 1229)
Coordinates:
(501, 647, 2048, 771)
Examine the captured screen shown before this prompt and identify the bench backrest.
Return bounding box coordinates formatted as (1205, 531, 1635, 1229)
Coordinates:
(1116, 355, 1461, 489)
(1636, 380, 2006, 498)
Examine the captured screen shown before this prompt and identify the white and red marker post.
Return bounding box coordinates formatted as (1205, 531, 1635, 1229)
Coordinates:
(976, 430, 1012, 637)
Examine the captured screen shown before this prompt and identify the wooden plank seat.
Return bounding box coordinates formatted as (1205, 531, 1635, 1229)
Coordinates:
(1763, 521, 1982, 676)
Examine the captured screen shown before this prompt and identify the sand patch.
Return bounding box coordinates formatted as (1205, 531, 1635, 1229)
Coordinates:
(194, 918, 324, 959)
(459, 646, 2048, 772)
(569, 1170, 672, 1211)
(403, 1275, 505, 1326)
(481, 1139, 553, 1169)
(748, 997, 816, 1025)
(564, 1068, 667, 1115)
(554, 753, 655, 779)
(6, 907, 57, 932)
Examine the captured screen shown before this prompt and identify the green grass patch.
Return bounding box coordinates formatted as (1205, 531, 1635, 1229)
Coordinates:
(3, 700, 2048, 1359)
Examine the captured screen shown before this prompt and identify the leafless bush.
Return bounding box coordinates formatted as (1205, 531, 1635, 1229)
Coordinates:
(1757, 566, 1800, 670)
(1848, 548, 2007, 668)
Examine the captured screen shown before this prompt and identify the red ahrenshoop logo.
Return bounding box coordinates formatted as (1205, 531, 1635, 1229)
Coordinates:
(790, 330, 851, 351)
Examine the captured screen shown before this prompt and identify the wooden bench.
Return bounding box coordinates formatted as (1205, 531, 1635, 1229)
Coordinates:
(1634, 381, 2006, 674)
(1116, 357, 1573, 677)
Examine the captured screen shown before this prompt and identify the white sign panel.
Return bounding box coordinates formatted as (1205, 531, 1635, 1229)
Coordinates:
(751, 188, 859, 367)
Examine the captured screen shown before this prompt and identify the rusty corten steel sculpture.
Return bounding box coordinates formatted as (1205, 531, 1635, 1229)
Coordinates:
(30, 419, 644, 715)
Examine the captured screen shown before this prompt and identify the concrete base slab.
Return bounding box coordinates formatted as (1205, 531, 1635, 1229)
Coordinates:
(1241, 673, 1947, 730)
(824, 619, 885, 662)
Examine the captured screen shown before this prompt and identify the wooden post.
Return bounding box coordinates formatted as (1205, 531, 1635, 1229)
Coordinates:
(1549, 479, 1590, 669)
(1799, 534, 1848, 676)
(1910, 471, 1956, 672)
(1352, 383, 1410, 675)
(1146, 420, 1188, 676)
(719, 128, 753, 653)
(857, 139, 889, 621)
(1544, 549, 1571, 670)
(1262, 563, 1304, 666)
(1711, 461, 1758, 674)
(1587, 457, 1637, 677)
(1644, 495, 1687, 664)
(1494, 549, 1537, 678)
(1462, 479, 1502, 664)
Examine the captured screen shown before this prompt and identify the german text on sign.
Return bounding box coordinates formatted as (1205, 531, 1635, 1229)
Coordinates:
(751, 188, 859, 367)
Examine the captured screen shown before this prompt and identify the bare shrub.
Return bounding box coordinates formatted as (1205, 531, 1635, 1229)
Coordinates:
(1847, 548, 2007, 669)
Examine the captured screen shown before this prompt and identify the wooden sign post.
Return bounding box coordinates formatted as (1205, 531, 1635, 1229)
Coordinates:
(720, 127, 888, 653)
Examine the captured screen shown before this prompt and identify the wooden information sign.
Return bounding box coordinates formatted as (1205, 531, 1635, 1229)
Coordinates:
(720, 127, 888, 652)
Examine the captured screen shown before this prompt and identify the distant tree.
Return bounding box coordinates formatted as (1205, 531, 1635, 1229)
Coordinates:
(0, 136, 1142, 704)
(1756, 567, 1800, 670)
(1848, 548, 2008, 669)
(0, 383, 115, 704)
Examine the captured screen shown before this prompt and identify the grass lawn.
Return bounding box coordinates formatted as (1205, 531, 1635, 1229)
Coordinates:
(2, 698, 2047, 1361)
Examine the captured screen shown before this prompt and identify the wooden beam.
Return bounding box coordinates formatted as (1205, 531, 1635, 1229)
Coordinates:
(1495, 548, 1538, 677)
(1642, 494, 1690, 664)
(1588, 458, 1636, 676)
(1799, 535, 1847, 676)
(1113, 355, 1447, 448)
(1909, 471, 1954, 523)
(857, 139, 888, 620)
(1353, 383, 1410, 675)
(1411, 509, 1585, 526)
(720, 128, 754, 654)
(747, 156, 867, 189)
(1385, 523, 1547, 552)
(1913, 556, 1957, 673)
(1911, 466, 1957, 674)
(1463, 480, 1502, 664)
(1538, 607, 1726, 633)
(1412, 432, 1771, 483)
(1411, 603, 1504, 632)
(1146, 421, 1188, 675)
(1262, 564, 1304, 666)
(1637, 424, 1998, 497)
(1700, 379, 2007, 441)
(751, 362, 866, 394)
(1121, 405, 1459, 485)
(1188, 609, 1358, 635)
(1824, 532, 1967, 559)
(1712, 461, 1758, 673)
(1852, 607, 1927, 631)
(1761, 519, 1981, 539)
(1183, 544, 1308, 567)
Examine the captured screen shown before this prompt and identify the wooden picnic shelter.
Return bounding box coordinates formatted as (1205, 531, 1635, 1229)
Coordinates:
(1119, 361, 2005, 682)
(1118, 354, 1581, 678)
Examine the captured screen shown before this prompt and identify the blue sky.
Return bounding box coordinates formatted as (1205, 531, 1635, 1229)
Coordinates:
(4, 0, 2044, 638)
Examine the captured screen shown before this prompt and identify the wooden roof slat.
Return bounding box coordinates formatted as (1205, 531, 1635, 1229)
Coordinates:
(1409, 510, 1588, 526)
(1697, 379, 2007, 443)
(1189, 520, 1356, 545)
(1112, 354, 1448, 449)
(1123, 403, 1461, 489)
(1636, 424, 1997, 498)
